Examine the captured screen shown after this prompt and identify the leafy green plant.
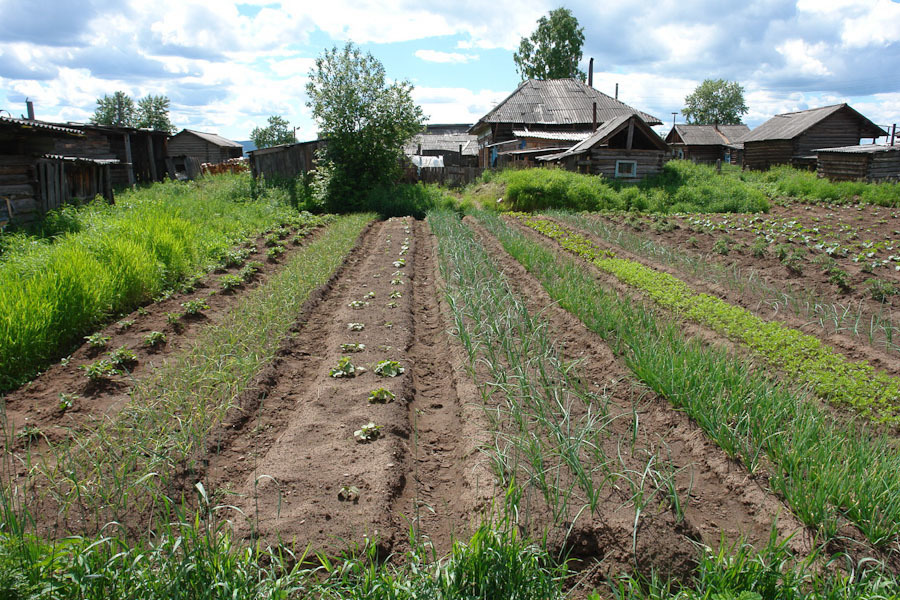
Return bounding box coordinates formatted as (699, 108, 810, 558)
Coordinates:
(219, 274, 243, 291)
(348, 322, 365, 331)
(165, 311, 183, 325)
(330, 356, 365, 378)
(84, 333, 111, 348)
(107, 346, 137, 367)
(266, 245, 285, 260)
(80, 359, 120, 380)
(827, 267, 851, 292)
(338, 485, 360, 502)
(181, 299, 210, 315)
(867, 278, 898, 302)
(143, 331, 167, 347)
(374, 360, 404, 377)
(712, 236, 731, 255)
(340, 342, 365, 352)
(781, 248, 804, 275)
(750, 237, 767, 258)
(391, 278, 404, 285)
(389, 290, 402, 299)
(687, 236, 699, 248)
(392, 259, 405, 268)
(386, 301, 398, 309)
(16, 424, 41, 442)
(348, 300, 368, 309)
(58, 392, 79, 411)
(364, 291, 376, 299)
(367, 387, 395, 403)
(117, 319, 135, 330)
(239, 260, 264, 281)
(353, 421, 381, 442)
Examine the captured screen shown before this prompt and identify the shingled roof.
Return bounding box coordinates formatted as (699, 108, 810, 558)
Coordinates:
(667, 124, 749, 146)
(540, 113, 668, 161)
(179, 129, 243, 148)
(471, 78, 661, 132)
(404, 132, 478, 156)
(741, 104, 885, 143)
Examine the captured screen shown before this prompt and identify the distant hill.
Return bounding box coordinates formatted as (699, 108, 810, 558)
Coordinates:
(238, 140, 256, 155)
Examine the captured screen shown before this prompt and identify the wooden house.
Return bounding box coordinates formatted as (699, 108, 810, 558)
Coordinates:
(665, 124, 749, 164)
(1, 116, 116, 225)
(469, 78, 661, 168)
(248, 139, 325, 181)
(167, 129, 243, 166)
(56, 124, 168, 186)
(816, 144, 900, 182)
(404, 124, 478, 168)
(742, 104, 885, 171)
(538, 113, 669, 179)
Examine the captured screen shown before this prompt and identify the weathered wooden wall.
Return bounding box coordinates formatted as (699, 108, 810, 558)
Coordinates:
(868, 152, 900, 181)
(743, 140, 793, 171)
(0, 155, 38, 224)
(250, 144, 314, 180)
(795, 111, 870, 157)
(168, 133, 241, 164)
(565, 149, 667, 179)
(682, 145, 725, 164)
(816, 153, 869, 181)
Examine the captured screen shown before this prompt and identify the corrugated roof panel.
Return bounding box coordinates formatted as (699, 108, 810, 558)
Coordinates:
(0, 116, 83, 135)
(742, 104, 885, 142)
(182, 129, 243, 148)
(670, 124, 749, 146)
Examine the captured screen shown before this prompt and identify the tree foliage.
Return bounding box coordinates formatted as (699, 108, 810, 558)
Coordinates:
(250, 115, 295, 149)
(136, 95, 174, 133)
(92, 91, 174, 132)
(513, 8, 585, 81)
(306, 42, 424, 212)
(682, 79, 749, 125)
(92, 91, 135, 128)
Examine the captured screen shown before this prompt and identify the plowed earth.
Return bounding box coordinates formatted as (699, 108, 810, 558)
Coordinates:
(5, 214, 891, 586)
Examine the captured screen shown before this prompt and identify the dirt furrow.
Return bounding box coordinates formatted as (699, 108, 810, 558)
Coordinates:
(464, 216, 815, 573)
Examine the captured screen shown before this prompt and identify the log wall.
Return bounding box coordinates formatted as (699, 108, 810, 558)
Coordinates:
(568, 148, 667, 179)
(816, 153, 869, 181)
(795, 110, 869, 157)
(743, 140, 793, 170)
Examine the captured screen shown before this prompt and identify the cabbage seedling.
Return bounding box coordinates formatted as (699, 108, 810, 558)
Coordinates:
(85, 333, 111, 348)
(374, 360, 404, 377)
(348, 322, 365, 331)
(368, 388, 395, 403)
(330, 357, 365, 378)
(354, 422, 381, 442)
(340, 343, 366, 352)
(348, 300, 368, 309)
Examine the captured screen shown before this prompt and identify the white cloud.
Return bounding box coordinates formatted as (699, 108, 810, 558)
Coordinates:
(414, 50, 478, 64)
(775, 39, 831, 77)
(412, 86, 508, 124)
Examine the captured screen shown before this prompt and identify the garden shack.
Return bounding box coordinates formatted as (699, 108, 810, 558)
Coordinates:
(816, 144, 900, 182)
(167, 129, 243, 166)
(742, 104, 885, 171)
(0, 116, 116, 225)
(248, 139, 325, 181)
(665, 124, 749, 164)
(537, 113, 669, 180)
(469, 78, 661, 168)
(57, 123, 169, 186)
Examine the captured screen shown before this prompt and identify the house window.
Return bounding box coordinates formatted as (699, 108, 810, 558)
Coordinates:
(615, 160, 637, 178)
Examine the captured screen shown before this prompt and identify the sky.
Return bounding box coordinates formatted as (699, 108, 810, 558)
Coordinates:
(1, 0, 899, 142)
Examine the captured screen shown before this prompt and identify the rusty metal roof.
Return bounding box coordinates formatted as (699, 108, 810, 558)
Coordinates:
(471, 78, 661, 131)
(667, 124, 749, 146)
(742, 104, 885, 143)
(0, 116, 83, 135)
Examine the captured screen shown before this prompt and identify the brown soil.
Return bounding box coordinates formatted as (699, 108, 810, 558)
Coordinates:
(203, 218, 490, 556)
(1, 226, 327, 452)
(594, 204, 900, 366)
(464, 217, 816, 583)
(495, 215, 900, 573)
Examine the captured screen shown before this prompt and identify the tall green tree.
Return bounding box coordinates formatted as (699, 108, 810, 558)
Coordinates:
(682, 79, 749, 125)
(250, 115, 295, 149)
(306, 42, 424, 212)
(513, 7, 585, 81)
(136, 94, 174, 133)
(91, 91, 136, 127)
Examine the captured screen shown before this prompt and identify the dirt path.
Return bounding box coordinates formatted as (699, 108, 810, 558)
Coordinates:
(205, 218, 486, 555)
(2, 224, 326, 450)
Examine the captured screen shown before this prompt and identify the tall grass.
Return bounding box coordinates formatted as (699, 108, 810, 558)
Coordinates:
(32, 214, 371, 527)
(485, 161, 770, 214)
(741, 165, 900, 207)
(0, 174, 301, 391)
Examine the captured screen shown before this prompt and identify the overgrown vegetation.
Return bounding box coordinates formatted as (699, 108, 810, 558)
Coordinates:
(742, 165, 900, 207)
(480, 162, 770, 214)
(0, 174, 315, 391)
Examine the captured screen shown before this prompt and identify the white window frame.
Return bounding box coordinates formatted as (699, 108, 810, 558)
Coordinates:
(615, 160, 637, 178)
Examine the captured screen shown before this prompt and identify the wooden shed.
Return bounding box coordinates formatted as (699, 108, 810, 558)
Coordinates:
(248, 139, 325, 181)
(167, 129, 243, 165)
(469, 78, 661, 168)
(404, 124, 478, 168)
(538, 113, 669, 179)
(665, 124, 749, 164)
(816, 144, 900, 182)
(55, 124, 168, 187)
(742, 104, 886, 171)
(1, 116, 116, 225)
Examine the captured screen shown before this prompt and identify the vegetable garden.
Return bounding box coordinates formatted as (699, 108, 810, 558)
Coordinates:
(2, 168, 900, 598)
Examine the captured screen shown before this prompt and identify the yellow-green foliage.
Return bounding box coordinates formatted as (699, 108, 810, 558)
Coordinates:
(521, 215, 900, 422)
(0, 174, 307, 390)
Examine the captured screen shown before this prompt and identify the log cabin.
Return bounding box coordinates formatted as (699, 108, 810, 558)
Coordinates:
(167, 129, 243, 166)
(537, 113, 669, 180)
(469, 78, 661, 168)
(816, 144, 900, 182)
(742, 104, 885, 171)
(665, 124, 749, 164)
